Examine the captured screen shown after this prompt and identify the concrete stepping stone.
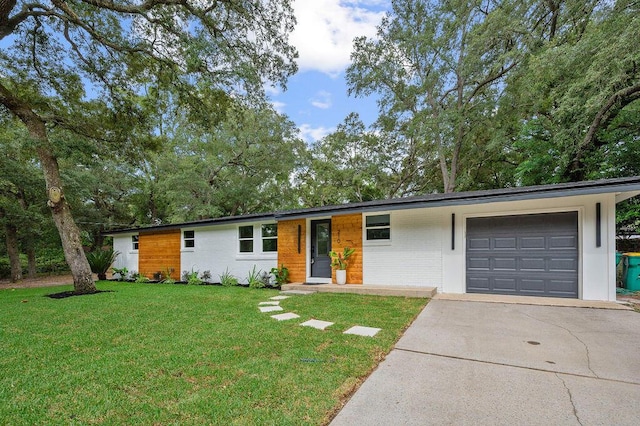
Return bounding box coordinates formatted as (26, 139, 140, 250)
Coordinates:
(259, 301, 280, 306)
(300, 319, 334, 330)
(259, 306, 283, 313)
(344, 326, 381, 337)
(270, 295, 290, 300)
(271, 312, 300, 321)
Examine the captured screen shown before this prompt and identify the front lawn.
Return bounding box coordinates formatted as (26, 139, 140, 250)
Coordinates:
(0, 282, 427, 425)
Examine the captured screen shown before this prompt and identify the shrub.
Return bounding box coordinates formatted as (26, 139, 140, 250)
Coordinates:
(270, 264, 289, 286)
(247, 265, 264, 289)
(200, 270, 212, 283)
(134, 273, 150, 283)
(182, 269, 203, 285)
(219, 268, 238, 287)
(86, 249, 119, 280)
(112, 267, 129, 281)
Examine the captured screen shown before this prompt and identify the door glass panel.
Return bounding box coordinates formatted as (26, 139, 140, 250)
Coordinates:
(316, 223, 330, 255)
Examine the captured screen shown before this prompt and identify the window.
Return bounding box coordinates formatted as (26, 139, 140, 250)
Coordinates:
(261, 224, 278, 252)
(132, 235, 139, 250)
(239, 225, 253, 253)
(366, 214, 390, 240)
(184, 230, 195, 248)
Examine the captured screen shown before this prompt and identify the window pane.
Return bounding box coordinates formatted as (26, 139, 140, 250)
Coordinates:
(367, 228, 390, 240)
(366, 214, 390, 227)
(240, 240, 253, 253)
(184, 230, 195, 239)
(261, 224, 277, 238)
(132, 235, 139, 249)
(239, 226, 253, 239)
(263, 238, 277, 252)
(185, 239, 195, 248)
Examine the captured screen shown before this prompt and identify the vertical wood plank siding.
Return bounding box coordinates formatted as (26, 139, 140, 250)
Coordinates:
(277, 219, 307, 283)
(331, 214, 363, 284)
(139, 230, 181, 279)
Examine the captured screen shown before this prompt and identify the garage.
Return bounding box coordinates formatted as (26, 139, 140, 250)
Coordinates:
(466, 212, 579, 298)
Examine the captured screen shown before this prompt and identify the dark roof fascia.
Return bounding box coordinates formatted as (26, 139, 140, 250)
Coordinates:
(275, 177, 640, 220)
(104, 212, 276, 236)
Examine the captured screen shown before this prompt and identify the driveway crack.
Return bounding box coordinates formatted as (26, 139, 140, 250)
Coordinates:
(555, 373, 583, 426)
(521, 311, 599, 378)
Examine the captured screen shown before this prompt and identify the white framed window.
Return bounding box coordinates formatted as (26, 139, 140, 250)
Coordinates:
(366, 214, 391, 240)
(132, 235, 139, 250)
(183, 230, 195, 248)
(239, 225, 254, 253)
(261, 224, 278, 252)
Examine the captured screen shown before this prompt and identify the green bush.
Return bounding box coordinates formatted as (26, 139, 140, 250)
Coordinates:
(247, 265, 264, 289)
(86, 249, 119, 280)
(219, 268, 238, 287)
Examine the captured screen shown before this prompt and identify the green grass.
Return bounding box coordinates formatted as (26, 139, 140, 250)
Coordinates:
(0, 282, 427, 425)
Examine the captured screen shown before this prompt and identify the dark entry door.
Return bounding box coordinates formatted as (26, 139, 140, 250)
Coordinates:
(466, 212, 579, 298)
(311, 219, 332, 278)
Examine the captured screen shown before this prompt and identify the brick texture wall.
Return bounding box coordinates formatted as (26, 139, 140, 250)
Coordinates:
(331, 214, 363, 284)
(277, 219, 306, 283)
(139, 230, 181, 279)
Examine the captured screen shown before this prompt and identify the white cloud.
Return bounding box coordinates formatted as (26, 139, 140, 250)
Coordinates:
(292, 0, 387, 76)
(310, 90, 332, 109)
(299, 124, 334, 143)
(271, 101, 286, 113)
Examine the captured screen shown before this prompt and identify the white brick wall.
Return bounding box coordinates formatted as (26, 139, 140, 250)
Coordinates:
(181, 223, 278, 284)
(363, 209, 444, 287)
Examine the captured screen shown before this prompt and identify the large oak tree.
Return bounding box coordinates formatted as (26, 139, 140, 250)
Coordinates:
(0, 0, 297, 293)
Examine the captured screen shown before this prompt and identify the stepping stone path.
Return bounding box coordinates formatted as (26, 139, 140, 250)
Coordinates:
(300, 319, 334, 330)
(271, 312, 300, 321)
(257, 293, 381, 337)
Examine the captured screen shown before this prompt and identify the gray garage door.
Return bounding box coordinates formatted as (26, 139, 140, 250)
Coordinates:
(466, 212, 578, 298)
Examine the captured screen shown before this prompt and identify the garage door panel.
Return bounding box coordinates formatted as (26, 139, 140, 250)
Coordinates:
(550, 235, 577, 249)
(494, 258, 517, 270)
(468, 237, 490, 250)
(521, 236, 546, 249)
(495, 237, 517, 249)
(466, 212, 578, 299)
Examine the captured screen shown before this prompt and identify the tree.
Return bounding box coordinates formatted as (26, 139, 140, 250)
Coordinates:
(507, 0, 640, 184)
(157, 105, 305, 220)
(347, 0, 528, 193)
(0, 0, 297, 293)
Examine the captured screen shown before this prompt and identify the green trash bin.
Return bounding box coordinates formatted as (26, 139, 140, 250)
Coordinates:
(623, 253, 640, 291)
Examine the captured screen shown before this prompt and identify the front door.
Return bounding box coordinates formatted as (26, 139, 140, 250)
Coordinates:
(311, 219, 332, 278)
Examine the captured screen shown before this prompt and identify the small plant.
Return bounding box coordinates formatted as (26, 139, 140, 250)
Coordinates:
(247, 265, 264, 289)
(329, 247, 356, 270)
(259, 271, 272, 287)
(112, 267, 129, 281)
(134, 273, 150, 283)
(219, 268, 238, 287)
(270, 264, 289, 286)
(86, 249, 120, 280)
(200, 270, 212, 283)
(182, 269, 203, 285)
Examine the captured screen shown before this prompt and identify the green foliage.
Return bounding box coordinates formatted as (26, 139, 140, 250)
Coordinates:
(219, 268, 239, 287)
(182, 270, 204, 286)
(329, 247, 356, 270)
(112, 267, 129, 281)
(86, 249, 119, 280)
(247, 265, 264, 289)
(270, 264, 290, 286)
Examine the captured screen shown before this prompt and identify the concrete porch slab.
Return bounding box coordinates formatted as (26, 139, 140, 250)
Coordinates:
(281, 283, 436, 298)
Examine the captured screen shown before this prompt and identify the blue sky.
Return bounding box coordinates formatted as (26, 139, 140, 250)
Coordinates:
(268, 0, 391, 143)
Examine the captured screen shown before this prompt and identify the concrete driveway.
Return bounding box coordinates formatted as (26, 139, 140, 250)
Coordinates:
(331, 299, 640, 425)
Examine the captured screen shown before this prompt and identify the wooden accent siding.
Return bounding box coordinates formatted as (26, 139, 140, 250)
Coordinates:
(277, 219, 306, 283)
(138, 230, 181, 279)
(331, 214, 363, 284)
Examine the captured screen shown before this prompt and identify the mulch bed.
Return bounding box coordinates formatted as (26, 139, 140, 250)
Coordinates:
(45, 290, 114, 299)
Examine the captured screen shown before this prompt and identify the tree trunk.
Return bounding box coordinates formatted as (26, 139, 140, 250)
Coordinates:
(5, 223, 22, 282)
(26, 246, 37, 279)
(0, 83, 96, 294)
